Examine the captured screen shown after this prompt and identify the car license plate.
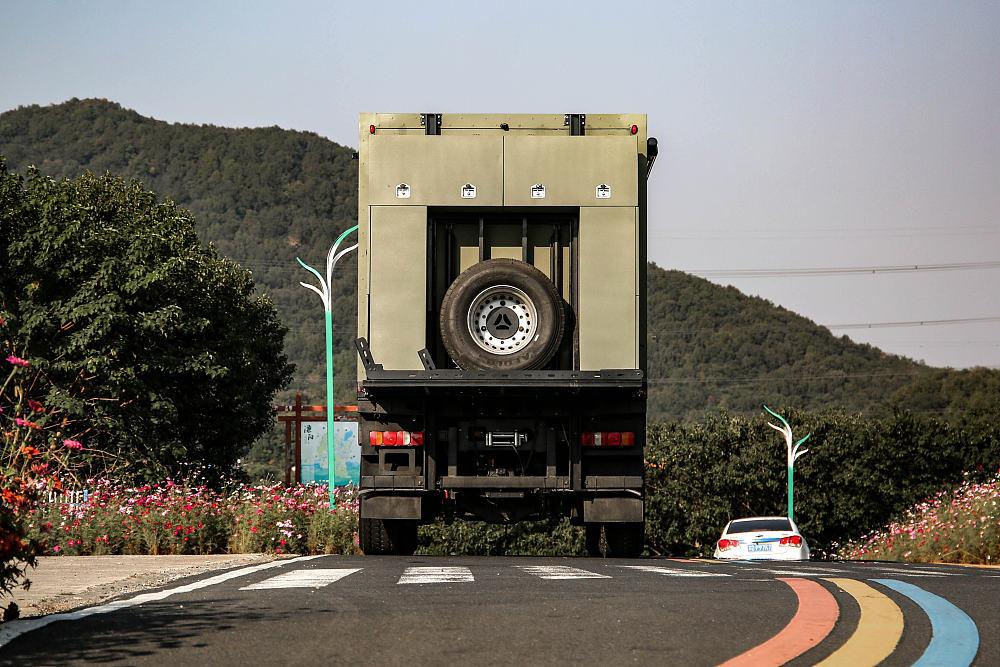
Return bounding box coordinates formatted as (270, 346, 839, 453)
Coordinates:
(748, 543, 773, 553)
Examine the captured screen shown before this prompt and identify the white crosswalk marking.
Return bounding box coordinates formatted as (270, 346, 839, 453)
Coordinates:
(617, 565, 730, 577)
(240, 568, 362, 590)
(518, 565, 611, 580)
(398, 567, 474, 584)
(870, 567, 954, 577)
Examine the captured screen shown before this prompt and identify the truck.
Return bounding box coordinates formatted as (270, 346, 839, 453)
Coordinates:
(354, 113, 657, 557)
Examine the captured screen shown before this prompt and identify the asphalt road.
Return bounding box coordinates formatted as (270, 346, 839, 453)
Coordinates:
(1, 556, 996, 666)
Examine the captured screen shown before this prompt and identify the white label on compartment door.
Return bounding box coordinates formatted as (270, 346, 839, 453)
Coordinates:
(395, 183, 411, 199)
(461, 183, 477, 199)
(596, 183, 612, 199)
(530, 183, 546, 199)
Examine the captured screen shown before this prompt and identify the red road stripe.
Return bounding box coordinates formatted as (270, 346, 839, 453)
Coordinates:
(718, 578, 839, 667)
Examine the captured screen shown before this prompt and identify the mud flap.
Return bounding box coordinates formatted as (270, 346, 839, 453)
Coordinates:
(583, 497, 643, 523)
(361, 494, 422, 520)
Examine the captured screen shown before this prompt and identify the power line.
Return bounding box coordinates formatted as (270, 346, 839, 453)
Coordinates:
(647, 316, 1000, 337)
(827, 316, 1000, 330)
(645, 368, 956, 386)
(687, 260, 1000, 279)
(658, 224, 1000, 241)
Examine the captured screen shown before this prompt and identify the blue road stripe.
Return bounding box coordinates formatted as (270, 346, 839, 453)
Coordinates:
(873, 578, 979, 667)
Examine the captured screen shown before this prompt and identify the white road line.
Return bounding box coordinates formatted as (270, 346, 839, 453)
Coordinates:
(398, 567, 474, 584)
(0, 555, 325, 648)
(241, 568, 361, 590)
(518, 566, 611, 580)
(871, 567, 953, 577)
(618, 565, 729, 577)
(753, 569, 842, 577)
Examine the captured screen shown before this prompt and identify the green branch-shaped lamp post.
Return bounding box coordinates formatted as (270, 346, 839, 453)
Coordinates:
(296, 224, 359, 508)
(763, 405, 811, 522)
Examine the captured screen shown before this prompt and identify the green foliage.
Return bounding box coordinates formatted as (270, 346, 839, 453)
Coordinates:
(4, 99, 998, 430)
(0, 158, 292, 481)
(643, 265, 990, 420)
(418, 518, 585, 557)
(644, 409, 1000, 557)
(0, 98, 356, 408)
(25, 481, 360, 557)
(838, 471, 1000, 564)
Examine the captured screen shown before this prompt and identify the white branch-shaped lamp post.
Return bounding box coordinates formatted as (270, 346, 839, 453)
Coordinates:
(763, 405, 811, 522)
(296, 224, 358, 508)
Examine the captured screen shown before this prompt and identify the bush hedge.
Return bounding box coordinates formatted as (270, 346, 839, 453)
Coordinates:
(645, 409, 1000, 557)
(17, 410, 1000, 561)
(414, 409, 1000, 558)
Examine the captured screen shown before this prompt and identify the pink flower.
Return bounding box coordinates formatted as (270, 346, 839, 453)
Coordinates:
(28, 399, 45, 413)
(6, 355, 30, 368)
(63, 439, 84, 451)
(15, 417, 40, 430)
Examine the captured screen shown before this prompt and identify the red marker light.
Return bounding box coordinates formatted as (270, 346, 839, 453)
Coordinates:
(369, 124, 376, 135)
(630, 124, 638, 135)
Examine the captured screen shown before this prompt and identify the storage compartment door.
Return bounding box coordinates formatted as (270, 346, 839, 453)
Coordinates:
(578, 207, 637, 370)
(369, 206, 427, 370)
(369, 135, 503, 206)
(503, 136, 638, 206)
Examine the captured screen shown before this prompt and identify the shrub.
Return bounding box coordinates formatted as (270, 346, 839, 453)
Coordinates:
(24, 481, 360, 557)
(418, 518, 584, 557)
(836, 471, 1000, 564)
(644, 409, 1000, 557)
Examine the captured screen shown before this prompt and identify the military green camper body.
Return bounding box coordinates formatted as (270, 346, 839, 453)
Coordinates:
(355, 113, 656, 556)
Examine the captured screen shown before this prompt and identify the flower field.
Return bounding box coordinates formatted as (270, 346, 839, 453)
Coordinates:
(837, 471, 1000, 564)
(25, 481, 361, 557)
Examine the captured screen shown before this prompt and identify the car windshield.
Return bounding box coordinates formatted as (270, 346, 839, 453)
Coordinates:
(727, 519, 792, 534)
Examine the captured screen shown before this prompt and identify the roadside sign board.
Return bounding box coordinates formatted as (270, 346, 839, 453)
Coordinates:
(299, 421, 360, 486)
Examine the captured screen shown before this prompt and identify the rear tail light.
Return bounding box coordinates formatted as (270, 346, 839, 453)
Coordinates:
(779, 535, 803, 546)
(369, 430, 424, 447)
(717, 539, 740, 551)
(579, 432, 637, 448)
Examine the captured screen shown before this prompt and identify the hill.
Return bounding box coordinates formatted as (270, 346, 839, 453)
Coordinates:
(2, 99, 995, 422)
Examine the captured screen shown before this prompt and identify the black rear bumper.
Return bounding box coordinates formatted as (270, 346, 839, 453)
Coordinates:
(362, 367, 644, 392)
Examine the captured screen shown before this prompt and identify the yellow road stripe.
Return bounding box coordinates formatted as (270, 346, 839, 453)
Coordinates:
(816, 578, 904, 667)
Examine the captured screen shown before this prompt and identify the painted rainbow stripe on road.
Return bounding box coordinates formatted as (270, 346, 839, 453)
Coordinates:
(874, 579, 980, 667)
(816, 578, 903, 666)
(715, 576, 980, 667)
(718, 578, 839, 667)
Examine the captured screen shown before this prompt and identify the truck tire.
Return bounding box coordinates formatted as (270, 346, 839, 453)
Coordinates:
(440, 259, 565, 370)
(360, 518, 418, 555)
(602, 522, 644, 558)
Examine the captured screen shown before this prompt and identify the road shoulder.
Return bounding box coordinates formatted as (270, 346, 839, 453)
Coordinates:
(3, 554, 280, 618)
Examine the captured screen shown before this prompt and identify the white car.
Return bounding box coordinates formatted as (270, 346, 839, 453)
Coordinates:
(713, 516, 810, 561)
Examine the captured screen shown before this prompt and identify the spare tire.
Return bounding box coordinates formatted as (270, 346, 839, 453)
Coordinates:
(440, 259, 564, 370)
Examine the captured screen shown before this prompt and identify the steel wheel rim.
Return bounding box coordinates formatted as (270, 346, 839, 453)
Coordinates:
(467, 284, 538, 355)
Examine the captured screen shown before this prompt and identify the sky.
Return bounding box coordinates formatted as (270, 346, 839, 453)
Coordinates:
(2, 0, 998, 369)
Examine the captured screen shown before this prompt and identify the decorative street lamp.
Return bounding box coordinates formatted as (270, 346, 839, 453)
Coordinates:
(763, 405, 811, 522)
(297, 225, 359, 508)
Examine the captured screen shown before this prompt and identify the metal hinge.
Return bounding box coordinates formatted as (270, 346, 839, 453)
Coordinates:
(564, 113, 586, 136)
(421, 113, 442, 135)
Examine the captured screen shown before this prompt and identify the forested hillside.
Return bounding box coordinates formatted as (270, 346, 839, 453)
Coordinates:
(2, 99, 995, 421)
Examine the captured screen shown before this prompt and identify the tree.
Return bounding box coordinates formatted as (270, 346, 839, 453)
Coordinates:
(0, 159, 293, 481)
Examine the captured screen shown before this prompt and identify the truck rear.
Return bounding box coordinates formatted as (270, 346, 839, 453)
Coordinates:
(355, 113, 656, 556)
